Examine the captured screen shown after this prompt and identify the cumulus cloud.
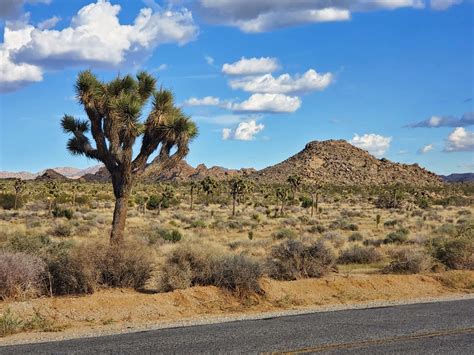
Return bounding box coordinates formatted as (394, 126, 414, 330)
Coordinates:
(184, 96, 221, 106)
(222, 120, 264, 140)
(205, 55, 215, 66)
(444, 127, 474, 152)
(0, 0, 50, 20)
(197, 0, 425, 32)
(418, 144, 434, 154)
(229, 69, 333, 94)
(350, 133, 392, 157)
(37, 16, 61, 30)
(406, 112, 474, 128)
(222, 57, 279, 75)
(0, 0, 198, 92)
(430, 0, 462, 10)
(229, 93, 301, 113)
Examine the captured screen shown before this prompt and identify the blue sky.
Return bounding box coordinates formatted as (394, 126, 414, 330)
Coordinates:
(0, 0, 473, 174)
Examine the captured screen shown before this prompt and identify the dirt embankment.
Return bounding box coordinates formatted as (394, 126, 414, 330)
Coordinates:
(1, 271, 473, 344)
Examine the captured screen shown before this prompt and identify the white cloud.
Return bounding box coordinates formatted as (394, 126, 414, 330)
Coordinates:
(222, 128, 232, 140)
(222, 120, 264, 140)
(229, 93, 301, 113)
(222, 57, 279, 75)
(155, 63, 168, 71)
(197, 0, 425, 32)
(430, 0, 462, 10)
(444, 127, 474, 152)
(350, 133, 392, 157)
(1, 0, 198, 92)
(229, 69, 333, 94)
(418, 144, 434, 154)
(184, 96, 221, 106)
(205, 55, 215, 66)
(406, 112, 474, 128)
(37, 16, 60, 30)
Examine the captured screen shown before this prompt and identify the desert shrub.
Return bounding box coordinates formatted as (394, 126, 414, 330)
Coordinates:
(190, 220, 207, 229)
(0, 309, 23, 337)
(428, 236, 474, 270)
(212, 255, 263, 297)
(363, 239, 382, 247)
(149, 228, 182, 244)
(300, 196, 313, 209)
(329, 219, 358, 231)
(43, 241, 96, 296)
(97, 242, 154, 289)
(7, 234, 52, 254)
(267, 240, 336, 280)
(308, 224, 326, 234)
(272, 228, 296, 240)
(383, 249, 433, 274)
(0, 194, 23, 210)
(348, 232, 364, 242)
(52, 207, 74, 220)
(383, 228, 409, 244)
(384, 220, 398, 227)
(338, 246, 383, 265)
(52, 223, 72, 238)
(0, 251, 46, 300)
(158, 245, 263, 297)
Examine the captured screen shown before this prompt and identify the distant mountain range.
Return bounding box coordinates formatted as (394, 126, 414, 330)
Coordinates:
(0, 165, 103, 180)
(440, 173, 474, 183)
(1, 140, 472, 185)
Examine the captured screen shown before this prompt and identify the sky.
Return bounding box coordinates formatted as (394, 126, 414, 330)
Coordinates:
(0, 0, 473, 175)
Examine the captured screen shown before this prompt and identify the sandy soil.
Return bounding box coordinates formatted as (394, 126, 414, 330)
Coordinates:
(1, 271, 473, 344)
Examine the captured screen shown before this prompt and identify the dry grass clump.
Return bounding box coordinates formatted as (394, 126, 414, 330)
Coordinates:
(383, 248, 433, 274)
(0, 251, 46, 300)
(267, 240, 336, 280)
(338, 246, 383, 265)
(158, 244, 263, 297)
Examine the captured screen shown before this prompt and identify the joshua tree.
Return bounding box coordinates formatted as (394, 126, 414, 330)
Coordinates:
(276, 187, 288, 216)
(200, 176, 217, 206)
(45, 181, 59, 215)
(307, 181, 322, 218)
(13, 179, 25, 210)
(287, 174, 301, 201)
(189, 181, 198, 211)
(229, 177, 246, 216)
(61, 71, 197, 244)
(152, 184, 175, 216)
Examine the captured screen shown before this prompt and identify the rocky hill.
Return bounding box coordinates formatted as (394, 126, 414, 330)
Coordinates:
(35, 169, 69, 182)
(141, 158, 256, 183)
(252, 140, 442, 186)
(0, 165, 102, 180)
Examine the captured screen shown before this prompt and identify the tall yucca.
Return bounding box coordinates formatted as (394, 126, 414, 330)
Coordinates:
(61, 71, 198, 244)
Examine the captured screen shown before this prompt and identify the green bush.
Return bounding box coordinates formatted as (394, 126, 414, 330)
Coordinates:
(52, 207, 74, 220)
(272, 228, 296, 240)
(384, 228, 409, 244)
(348, 232, 364, 242)
(0, 194, 23, 210)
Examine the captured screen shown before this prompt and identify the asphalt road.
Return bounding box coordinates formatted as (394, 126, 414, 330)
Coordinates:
(1, 299, 473, 354)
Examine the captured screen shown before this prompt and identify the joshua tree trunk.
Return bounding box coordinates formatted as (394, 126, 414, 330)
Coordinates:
(110, 173, 132, 245)
(232, 194, 236, 216)
(190, 188, 194, 211)
(14, 193, 19, 210)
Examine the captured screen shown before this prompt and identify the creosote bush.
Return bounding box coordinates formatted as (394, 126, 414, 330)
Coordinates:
(158, 245, 263, 297)
(383, 248, 433, 274)
(272, 228, 296, 240)
(428, 236, 474, 270)
(338, 246, 383, 265)
(267, 240, 336, 280)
